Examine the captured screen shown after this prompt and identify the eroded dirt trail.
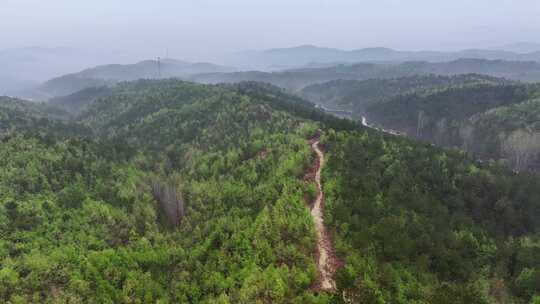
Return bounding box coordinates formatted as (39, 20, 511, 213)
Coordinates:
(310, 140, 339, 292)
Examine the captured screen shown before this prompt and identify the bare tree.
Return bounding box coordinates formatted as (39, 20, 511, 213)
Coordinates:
(501, 130, 540, 171)
(459, 122, 475, 152)
(416, 110, 426, 138)
(151, 178, 184, 226)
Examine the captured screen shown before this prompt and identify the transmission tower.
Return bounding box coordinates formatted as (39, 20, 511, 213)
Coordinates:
(157, 57, 161, 78)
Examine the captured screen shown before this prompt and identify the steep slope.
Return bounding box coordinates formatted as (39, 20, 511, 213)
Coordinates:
(463, 98, 540, 170)
(365, 83, 540, 170)
(322, 130, 540, 303)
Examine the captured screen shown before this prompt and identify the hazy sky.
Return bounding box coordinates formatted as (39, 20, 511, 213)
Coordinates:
(2, 0, 540, 61)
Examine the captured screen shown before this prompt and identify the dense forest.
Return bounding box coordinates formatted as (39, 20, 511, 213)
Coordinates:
(301, 75, 540, 171)
(0, 80, 539, 303)
(48, 86, 114, 115)
(363, 83, 540, 171)
(458, 98, 540, 171)
(0, 96, 89, 137)
(301, 74, 508, 115)
(322, 130, 540, 303)
(1, 81, 329, 303)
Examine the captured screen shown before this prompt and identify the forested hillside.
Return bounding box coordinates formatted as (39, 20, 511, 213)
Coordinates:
(0, 96, 89, 137)
(322, 130, 540, 303)
(0, 81, 334, 303)
(365, 83, 540, 170)
(463, 99, 540, 170)
(190, 59, 540, 91)
(1, 80, 539, 303)
(301, 74, 507, 115)
(31, 59, 235, 99)
(48, 86, 114, 114)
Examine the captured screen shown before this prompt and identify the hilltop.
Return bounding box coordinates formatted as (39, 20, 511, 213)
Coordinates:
(24, 59, 235, 99)
(0, 80, 539, 303)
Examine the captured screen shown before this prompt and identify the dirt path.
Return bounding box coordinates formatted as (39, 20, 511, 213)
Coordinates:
(310, 140, 339, 292)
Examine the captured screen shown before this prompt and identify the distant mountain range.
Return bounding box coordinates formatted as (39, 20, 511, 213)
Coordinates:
(223, 44, 540, 70)
(20, 58, 236, 99)
(191, 58, 540, 91)
(493, 42, 540, 54)
(6, 44, 540, 99)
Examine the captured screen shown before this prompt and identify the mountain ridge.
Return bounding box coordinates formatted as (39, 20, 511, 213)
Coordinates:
(24, 59, 236, 99)
(224, 44, 540, 69)
(191, 58, 540, 91)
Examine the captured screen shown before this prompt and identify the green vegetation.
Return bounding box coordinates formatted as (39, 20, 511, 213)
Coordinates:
(301, 74, 507, 116)
(48, 86, 113, 115)
(0, 96, 89, 137)
(364, 83, 540, 170)
(37, 59, 235, 98)
(465, 98, 540, 170)
(366, 84, 535, 130)
(191, 59, 540, 91)
(0, 81, 332, 303)
(1, 79, 539, 303)
(322, 130, 540, 303)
